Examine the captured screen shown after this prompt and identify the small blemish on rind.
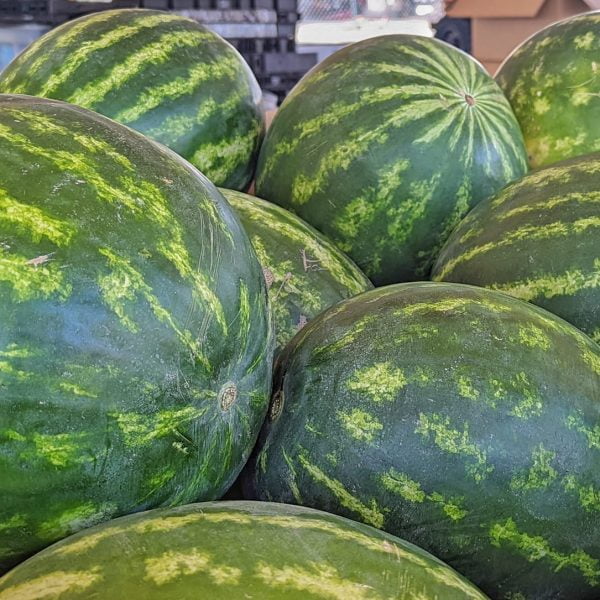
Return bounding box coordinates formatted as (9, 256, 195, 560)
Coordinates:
(218, 382, 237, 411)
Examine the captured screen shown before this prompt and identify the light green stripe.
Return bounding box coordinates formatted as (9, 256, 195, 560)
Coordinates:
(0, 188, 75, 246)
(415, 412, 493, 482)
(191, 123, 262, 185)
(298, 453, 384, 528)
(381, 468, 468, 521)
(489, 518, 600, 585)
(0, 115, 228, 335)
(114, 53, 238, 124)
(337, 408, 382, 442)
(346, 361, 407, 402)
(290, 98, 443, 206)
(563, 475, 600, 513)
(435, 217, 600, 280)
(68, 29, 212, 110)
(36, 13, 187, 98)
(566, 414, 600, 450)
(491, 258, 600, 302)
(98, 248, 211, 370)
(500, 191, 600, 220)
(0, 254, 71, 302)
(0, 10, 120, 91)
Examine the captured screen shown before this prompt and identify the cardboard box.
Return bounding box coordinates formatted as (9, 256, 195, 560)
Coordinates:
(447, 0, 599, 74)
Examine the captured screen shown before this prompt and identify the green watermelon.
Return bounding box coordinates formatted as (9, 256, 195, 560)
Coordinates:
(220, 189, 372, 355)
(496, 13, 600, 168)
(243, 282, 600, 599)
(0, 501, 488, 599)
(432, 153, 600, 342)
(0, 95, 272, 574)
(254, 35, 528, 285)
(0, 9, 264, 190)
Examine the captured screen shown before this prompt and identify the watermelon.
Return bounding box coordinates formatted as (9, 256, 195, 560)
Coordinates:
(243, 282, 600, 599)
(0, 95, 272, 574)
(254, 35, 528, 285)
(220, 189, 372, 355)
(0, 501, 488, 599)
(0, 9, 264, 190)
(432, 153, 600, 342)
(496, 13, 600, 168)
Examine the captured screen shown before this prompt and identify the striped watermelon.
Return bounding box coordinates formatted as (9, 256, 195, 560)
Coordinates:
(496, 13, 600, 169)
(0, 501, 488, 599)
(220, 189, 372, 355)
(432, 153, 600, 342)
(0, 9, 264, 190)
(255, 35, 528, 285)
(0, 95, 272, 574)
(243, 282, 600, 599)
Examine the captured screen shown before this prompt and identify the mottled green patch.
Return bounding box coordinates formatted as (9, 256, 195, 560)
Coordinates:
(456, 374, 479, 400)
(145, 468, 177, 493)
(98, 248, 209, 369)
(0, 569, 102, 600)
(492, 259, 600, 303)
(415, 413, 493, 482)
(69, 29, 213, 110)
(574, 31, 595, 50)
(489, 518, 600, 585)
(192, 123, 262, 187)
(435, 218, 600, 280)
(517, 324, 551, 350)
(511, 445, 557, 491)
(346, 362, 407, 403)
(298, 454, 384, 528)
(0, 188, 75, 245)
(145, 549, 241, 586)
(380, 469, 468, 521)
(58, 382, 98, 398)
(0, 253, 72, 302)
(255, 561, 380, 600)
(21, 432, 92, 468)
(115, 52, 235, 124)
(508, 372, 543, 419)
(110, 406, 206, 448)
(337, 409, 382, 443)
(0, 514, 26, 533)
(313, 315, 375, 358)
(37, 503, 116, 541)
(563, 476, 600, 512)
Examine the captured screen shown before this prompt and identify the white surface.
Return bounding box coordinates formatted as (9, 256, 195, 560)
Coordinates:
(296, 18, 434, 45)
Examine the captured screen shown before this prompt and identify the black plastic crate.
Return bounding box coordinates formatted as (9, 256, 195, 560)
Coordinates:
(0, 0, 49, 21)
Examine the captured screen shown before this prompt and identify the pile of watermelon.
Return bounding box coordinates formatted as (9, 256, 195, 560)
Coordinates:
(0, 8, 598, 600)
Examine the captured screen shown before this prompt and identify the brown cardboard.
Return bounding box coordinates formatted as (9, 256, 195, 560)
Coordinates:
(447, 0, 597, 71)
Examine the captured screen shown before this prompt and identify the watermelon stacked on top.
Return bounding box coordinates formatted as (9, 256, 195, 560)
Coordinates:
(496, 12, 600, 168)
(0, 94, 273, 573)
(255, 34, 528, 285)
(432, 153, 600, 342)
(0, 9, 265, 190)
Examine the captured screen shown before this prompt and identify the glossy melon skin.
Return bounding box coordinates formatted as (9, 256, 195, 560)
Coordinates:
(0, 95, 272, 573)
(221, 189, 372, 355)
(432, 153, 600, 342)
(0, 9, 264, 190)
(0, 501, 488, 600)
(255, 35, 528, 285)
(244, 282, 600, 599)
(496, 12, 600, 168)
